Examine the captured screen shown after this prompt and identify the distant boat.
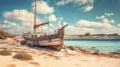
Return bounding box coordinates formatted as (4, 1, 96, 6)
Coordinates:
(22, 0, 68, 51)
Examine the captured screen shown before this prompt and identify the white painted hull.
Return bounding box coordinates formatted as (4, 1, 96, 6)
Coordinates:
(26, 38, 61, 47)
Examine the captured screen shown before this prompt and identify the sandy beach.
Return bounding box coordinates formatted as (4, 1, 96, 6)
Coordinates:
(0, 37, 120, 67)
(0, 0, 120, 67)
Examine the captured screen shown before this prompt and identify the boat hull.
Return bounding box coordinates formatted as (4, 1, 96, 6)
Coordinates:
(26, 38, 61, 47)
(22, 32, 63, 51)
(22, 24, 68, 51)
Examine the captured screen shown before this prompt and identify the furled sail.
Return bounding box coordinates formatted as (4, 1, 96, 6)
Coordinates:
(33, 22, 49, 30)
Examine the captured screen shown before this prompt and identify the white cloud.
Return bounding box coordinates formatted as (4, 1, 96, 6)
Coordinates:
(64, 19, 120, 34)
(0, 20, 35, 34)
(0, 1, 55, 34)
(102, 27, 120, 34)
(2, 9, 40, 34)
(66, 25, 120, 35)
(102, 18, 109, 23)
(74, 0, 88, 5)
(105, 13, 114, 16)
(0, 20, 25, 34)
(3, 9, 41, 24)
(76, 20, 113, 29)
(96, 13, 115, 24)
(65, 25, 96, 34)
(57, 0, 94, 6)
(57, 0, 94, 12)
(3, 9, 34, 22)
(57, 0, 73, 6)
(118, 24, 120, 27)
(65, 12, 118, 34)
(0, 20, 17, 29)
(82, 5, 93, 12)
(96, 16, 99, 19)
(110, 19, 115, 23)
(48, 14, 57, 22)
(96, 15, 105, 19)
(33, 1, 54, 14)
(0, 20, 54, 34)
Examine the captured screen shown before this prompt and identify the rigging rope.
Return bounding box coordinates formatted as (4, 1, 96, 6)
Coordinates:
(53, 0, 63, 29)
(53, 0, 61, 19)
(32, 0, 61, 33)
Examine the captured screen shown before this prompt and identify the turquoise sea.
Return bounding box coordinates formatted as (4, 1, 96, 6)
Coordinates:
(64, 38, 120, 54)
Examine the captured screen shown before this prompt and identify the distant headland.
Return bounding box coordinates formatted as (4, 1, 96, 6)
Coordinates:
(65, 33, 120, 38)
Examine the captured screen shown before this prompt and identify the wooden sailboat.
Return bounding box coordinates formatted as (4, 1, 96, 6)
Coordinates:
(22, 0, 68, 51)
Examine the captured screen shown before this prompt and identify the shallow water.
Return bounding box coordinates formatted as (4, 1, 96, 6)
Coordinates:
(64, 38, 120, 53)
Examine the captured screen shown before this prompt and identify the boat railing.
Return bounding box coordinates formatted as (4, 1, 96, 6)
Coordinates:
(45, 31, 58, 35)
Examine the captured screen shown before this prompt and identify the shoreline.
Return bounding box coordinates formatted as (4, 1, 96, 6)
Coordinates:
(66, 46, 120, 58)
(64, 34, 120, 38)
(0, 37, 120, 67)
(64, 38, 120, 57)
(0, 37, 120, 58)
(64, 36, 120, 38)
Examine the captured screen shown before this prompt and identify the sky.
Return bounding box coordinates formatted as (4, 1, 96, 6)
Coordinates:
(0, 0, 120, 35)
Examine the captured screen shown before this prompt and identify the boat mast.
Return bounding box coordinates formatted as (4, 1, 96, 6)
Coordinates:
(34, 0, 37, 33)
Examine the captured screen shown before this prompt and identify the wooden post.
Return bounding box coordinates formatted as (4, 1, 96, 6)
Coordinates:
(61, 29, 68, 54)
(63, 43, 68, 54)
